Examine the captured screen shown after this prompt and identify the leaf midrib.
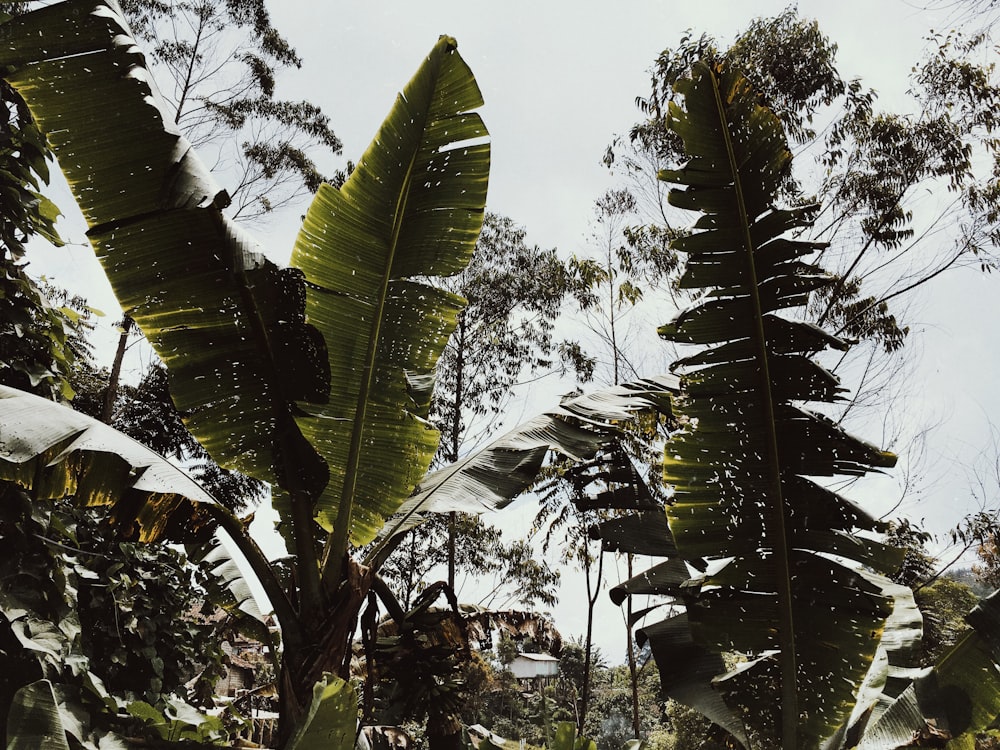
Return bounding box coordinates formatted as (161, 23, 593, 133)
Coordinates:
(706, 63, 799, 750)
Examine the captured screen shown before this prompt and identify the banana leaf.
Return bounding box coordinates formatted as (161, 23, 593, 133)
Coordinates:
(288, 34, 490, 557)
(364, 375, 676, 570)
(857, 590, 1000, 750)
(0, 385, 218, 542)
(0, 0, 330, 494)
(619, 61, 901, 750)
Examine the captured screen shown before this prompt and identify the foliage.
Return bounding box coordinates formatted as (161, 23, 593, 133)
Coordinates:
(0, 491, 235, 746)
(379, 513, 559, 611)
(116, 0, 342, 220)
(0, 71, 87, 403)
(583, 56, 1000, 750)
(0, 5, 675, 748)
(913, 577, 980, 664)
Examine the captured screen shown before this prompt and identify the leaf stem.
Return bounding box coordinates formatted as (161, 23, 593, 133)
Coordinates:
(708, 63, 799, 750)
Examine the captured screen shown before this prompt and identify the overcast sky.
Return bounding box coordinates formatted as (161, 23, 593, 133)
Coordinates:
(28, 0, 1000, 662)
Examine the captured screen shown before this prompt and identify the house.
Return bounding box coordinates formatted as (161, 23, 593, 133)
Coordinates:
(509, 652, 559, 687)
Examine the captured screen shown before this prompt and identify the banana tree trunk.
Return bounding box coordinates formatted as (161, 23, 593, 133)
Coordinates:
(277, 557, 374, 748)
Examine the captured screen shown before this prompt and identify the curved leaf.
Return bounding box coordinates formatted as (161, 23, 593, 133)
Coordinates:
(0, 1, 330, 493)
(364, 375, 677, 569)
(857, 589, 1000, 750)
(287, 35, 490, 555)
(0, 385, 219, 542)
(6, 680, 70, 750)
(286, 673, 358, 750)
(650, 61, 899, 749)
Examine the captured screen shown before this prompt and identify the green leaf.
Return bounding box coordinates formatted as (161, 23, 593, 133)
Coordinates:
(365, 375, 676, 570)
(285, 673, 358, 750)
(288, 35, 489, 555)
(6, 680, 71, 750)
(549, 722, 596, 750)
(0, 1, 330, 493)
(0, 385, 222, 542)
(628, 61, 902, 750)
(857, 589, 1000, 749)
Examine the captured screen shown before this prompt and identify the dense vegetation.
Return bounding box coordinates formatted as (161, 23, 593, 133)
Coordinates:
(2, 2, 1000, 750)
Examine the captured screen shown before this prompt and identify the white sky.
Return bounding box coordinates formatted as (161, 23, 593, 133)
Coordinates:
(26, 0, 1000, 663)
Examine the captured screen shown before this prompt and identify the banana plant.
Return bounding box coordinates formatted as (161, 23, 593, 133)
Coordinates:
(0, 3, 674, 747)
(0, 0, 488, 743)
(587, 59, 1000, 750)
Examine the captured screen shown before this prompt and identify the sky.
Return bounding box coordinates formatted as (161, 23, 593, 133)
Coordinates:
(25, 0, 1000, 663)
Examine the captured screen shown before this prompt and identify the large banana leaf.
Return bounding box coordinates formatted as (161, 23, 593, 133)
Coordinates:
(0, 385, 217, 541)
(365, 375, 676, 570)
(0, 1, 329, 493)
(856, 590, 1000, 750)
(647, 61, 900, 749)
(0, 384, 296, 632)
(6, 680, 71, 750)
(288, 35, 490, 555)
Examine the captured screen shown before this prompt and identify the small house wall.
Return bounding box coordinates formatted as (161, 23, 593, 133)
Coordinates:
(509, 654, 559, 679)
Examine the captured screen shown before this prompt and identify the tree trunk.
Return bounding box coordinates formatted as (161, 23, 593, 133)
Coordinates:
(579, 540, 603, 734)
(626, 553, 640, 737)
(447, 317, 466, 591)
(277, 556, 374, 748)
(101, 316, 133, 423)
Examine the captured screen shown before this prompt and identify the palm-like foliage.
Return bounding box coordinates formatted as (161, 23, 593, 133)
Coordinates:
(655, 60, 900, 749)
(0, 3, 672, 746)
(587, 60, 1000, 750)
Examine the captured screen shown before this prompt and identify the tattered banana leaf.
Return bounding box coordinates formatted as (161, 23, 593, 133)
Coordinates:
(186, 537, 276, 659)
(605, 61, 903, 750)
(288, 34, 490, 553)
(822, 575, 924, 750)
(0, 385, 220, 542)
(0, 1, 331, 495)
(857, 589, 1000, 750)
(637, 613, 748, 747)
(5, 680, 71, 750)
(364, 375, 676, 570)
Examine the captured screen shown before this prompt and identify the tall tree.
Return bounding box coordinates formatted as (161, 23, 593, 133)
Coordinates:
(568, 188, 677, 738)
(428, 210, 592, 593)
(117, 0, 341, 221)
(607, 9, 1000, 420)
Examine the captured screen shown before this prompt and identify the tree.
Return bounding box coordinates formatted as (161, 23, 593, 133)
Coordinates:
(0, 4, 674, 747)
(589, 58, 1000, 750)
(408, 209, 588, 597)
(116, 0, 341, 221)
(378, 512, 559, 612)
(609, 9, 1000, 422)
(568, 188, 679, 738)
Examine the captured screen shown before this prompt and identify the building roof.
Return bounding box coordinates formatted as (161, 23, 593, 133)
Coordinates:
(513, 652, 559, 662)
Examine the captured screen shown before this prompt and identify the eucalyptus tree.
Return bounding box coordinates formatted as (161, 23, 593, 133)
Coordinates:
(116, 0, 341, 221)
